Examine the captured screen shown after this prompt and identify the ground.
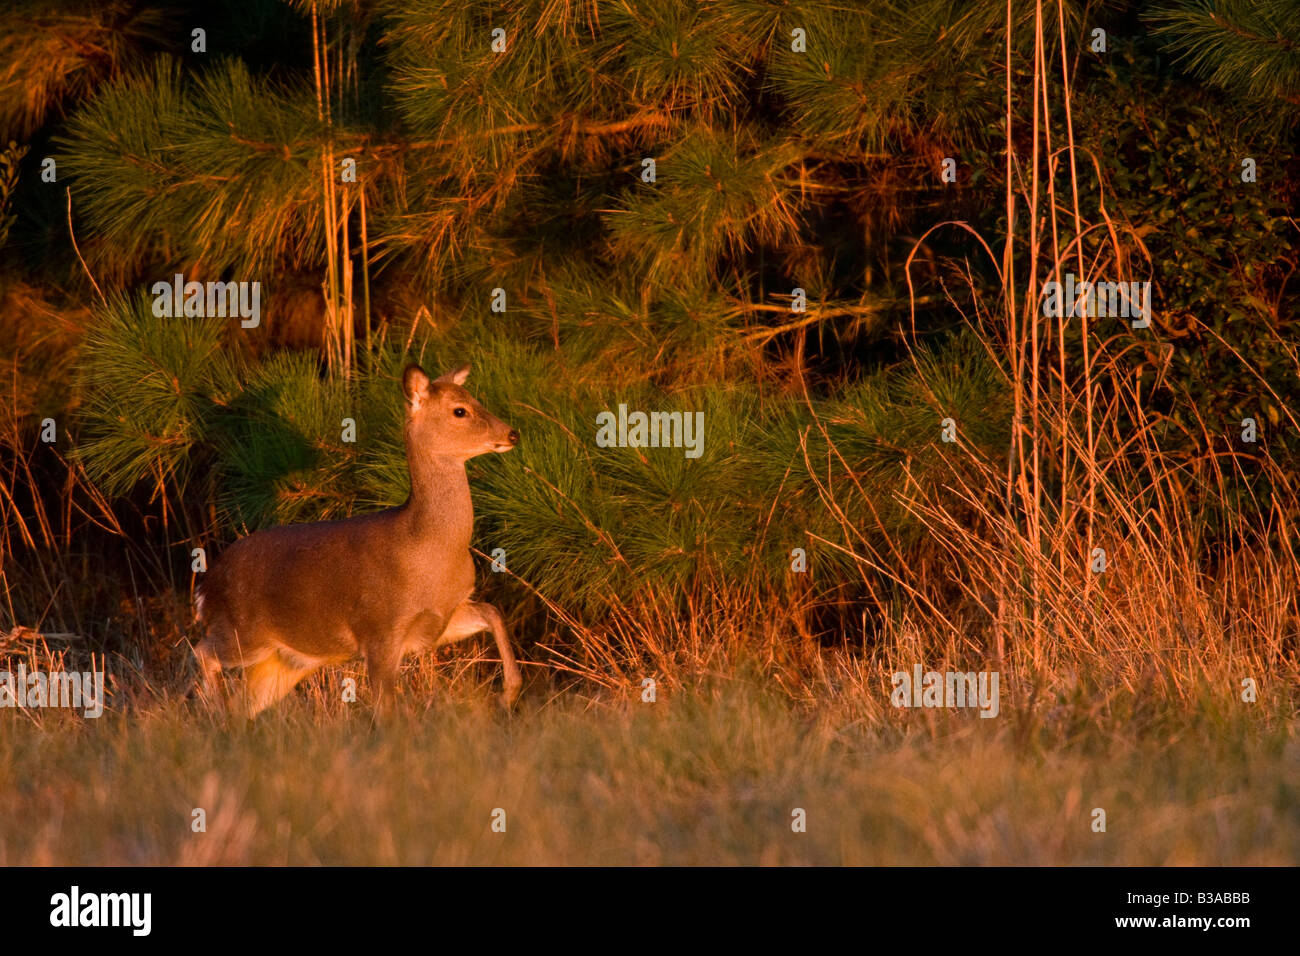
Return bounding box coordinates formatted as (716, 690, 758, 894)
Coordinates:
(1, 660, 1294, 866)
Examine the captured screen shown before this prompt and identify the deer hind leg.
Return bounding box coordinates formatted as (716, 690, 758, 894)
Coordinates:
(242, 650, 319, 718)
(192, 639, 227, 710)
(440, 600, 522, 709)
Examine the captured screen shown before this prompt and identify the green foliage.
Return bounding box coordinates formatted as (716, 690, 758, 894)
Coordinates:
(1072, 55, 1298, 437)
(56, 57, 330, 279)
(213, 351, 370, 531)
(605, 125, 805, 291)
(76, 294, 232, 497)
(1149, 0, 1300, 126)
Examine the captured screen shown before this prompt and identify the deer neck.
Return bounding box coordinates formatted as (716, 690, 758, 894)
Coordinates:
(404, 444, 473, 541)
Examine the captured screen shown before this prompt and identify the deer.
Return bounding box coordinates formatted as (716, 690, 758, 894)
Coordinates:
(192, 363, 523, 718)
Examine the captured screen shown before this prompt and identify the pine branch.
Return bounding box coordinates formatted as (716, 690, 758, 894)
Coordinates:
(735, 296, 948, 344)
(1149, 1, 1300, 114)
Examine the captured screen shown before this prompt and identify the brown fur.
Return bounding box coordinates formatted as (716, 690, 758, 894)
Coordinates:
(193, 363, 522, 717)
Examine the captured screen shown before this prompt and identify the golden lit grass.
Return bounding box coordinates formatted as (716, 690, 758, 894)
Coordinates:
(0, 658, 1295, 866)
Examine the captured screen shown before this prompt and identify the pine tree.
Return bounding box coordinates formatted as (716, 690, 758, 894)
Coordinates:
(1149, 0, 1300, 123)
(2, 0, 1296, 645)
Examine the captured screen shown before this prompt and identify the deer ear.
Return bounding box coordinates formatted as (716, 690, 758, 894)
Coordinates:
(436, 364, 471, 386)
(403, 364, 432, 409)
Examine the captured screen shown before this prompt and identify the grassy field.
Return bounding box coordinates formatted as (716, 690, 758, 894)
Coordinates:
(1, 654, 1296, 866)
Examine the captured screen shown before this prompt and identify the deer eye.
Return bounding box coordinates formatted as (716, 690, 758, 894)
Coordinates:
(453, 407, 468, 418)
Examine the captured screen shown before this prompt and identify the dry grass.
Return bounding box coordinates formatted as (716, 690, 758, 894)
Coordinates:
(0, 657, 1294, 866)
